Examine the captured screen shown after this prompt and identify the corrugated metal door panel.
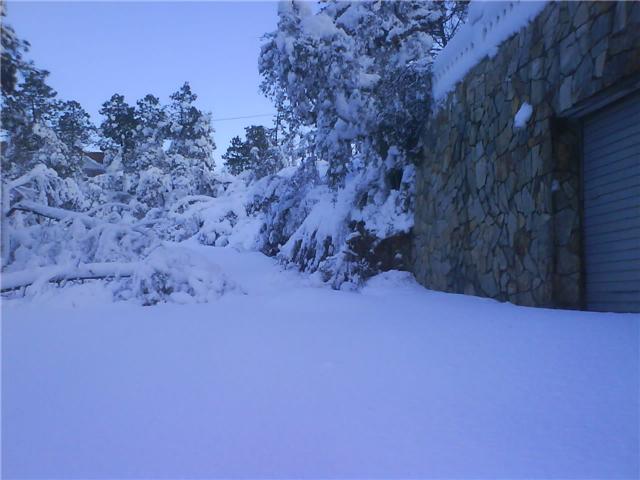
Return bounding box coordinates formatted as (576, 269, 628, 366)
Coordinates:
(584, 173, 640, 196)
(584, 207, 640, 227)
(584, 169, 640, 192)
(588, 259, 640, 275)
(583, 92, 640, 313)
(584, 149, 637, 176)
(584, 127, 640, 156)
(586, 248, 640, 264)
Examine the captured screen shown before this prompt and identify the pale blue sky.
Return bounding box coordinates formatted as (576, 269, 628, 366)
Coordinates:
(6, 1, 279, 158)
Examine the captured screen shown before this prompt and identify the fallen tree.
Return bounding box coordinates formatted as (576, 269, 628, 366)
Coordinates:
(1, 262, 138, 292)
(8, 200, 97, 227)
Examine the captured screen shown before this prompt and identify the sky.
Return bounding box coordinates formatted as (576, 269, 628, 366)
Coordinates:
(5, 1, 280, 160)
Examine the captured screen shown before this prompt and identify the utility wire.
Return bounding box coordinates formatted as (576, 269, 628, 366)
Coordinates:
(211, 113, 276, 122)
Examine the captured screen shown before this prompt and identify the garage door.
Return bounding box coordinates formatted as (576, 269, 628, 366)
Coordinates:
(583, 92, 640, 313)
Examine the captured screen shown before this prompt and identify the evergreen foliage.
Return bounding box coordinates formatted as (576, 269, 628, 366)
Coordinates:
(132, 94, 168, 171)
(1, 69, 86, 178)
(222, 125, 282, 178)
(99, 94, 138, 170)
(0, 3, 34, 96)
(53, 100, 95, 153)
(167, 82, 216, 167)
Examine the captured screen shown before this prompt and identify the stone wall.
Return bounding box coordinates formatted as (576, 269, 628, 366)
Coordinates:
(414, 1, 640, 308)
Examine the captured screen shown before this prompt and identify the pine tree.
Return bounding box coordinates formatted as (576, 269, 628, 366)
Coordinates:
(31, 123, 78, 178)
(222, 125, 282, 178)
(167, 82, 215, 168)
(132, 94, 168, 171)
(0, 4, 33, 96)
(1, 70, 65, 177)
(53, 100, 95, 152)
(246, 125, 282, 178)
(259, 0, 364, 186)
(19, 69, 58, 124)
(222, 135, 249, 175)
(258, 0, 463, 183)
(135, 94, 166, 135)
(99, 93, 137, 171)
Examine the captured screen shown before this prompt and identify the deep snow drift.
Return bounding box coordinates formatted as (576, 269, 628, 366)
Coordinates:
(2, 245, 639, 479)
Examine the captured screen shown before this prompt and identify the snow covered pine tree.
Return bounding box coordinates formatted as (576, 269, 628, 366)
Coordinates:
(256, 1, 467, 288)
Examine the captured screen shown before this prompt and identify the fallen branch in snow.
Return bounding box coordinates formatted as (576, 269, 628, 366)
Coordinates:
(8, 201, 97, 227)
(1, 262, 138, 292)
(8, 201, 155, 237)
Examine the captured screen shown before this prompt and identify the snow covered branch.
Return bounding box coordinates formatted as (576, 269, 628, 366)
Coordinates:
(1, 262, 137, 292)
(8, 200, 96, 227)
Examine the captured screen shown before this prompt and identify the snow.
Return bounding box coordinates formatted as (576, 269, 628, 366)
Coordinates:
(301, 13, 340, 39)
(514, 102, 533, 128)
(2, 244, 639, 478)
(279, 182, 356, 261)
(432, 1, 548, 101)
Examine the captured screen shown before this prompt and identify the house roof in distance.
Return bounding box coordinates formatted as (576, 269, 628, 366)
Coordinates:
(83, 151, 105, 163)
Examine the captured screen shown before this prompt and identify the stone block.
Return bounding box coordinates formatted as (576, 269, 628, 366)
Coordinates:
(559, 33, 580, 75)
(479, 272, 499, 297)
(573, 55, 594, 98)
(573, 2, 590, 29)
(591, 11, 612, 44)
(558, 76, 573, 111)
(496, 127, 513, 156)
(613, 1, 628, 33)
(609, 34, 632, 56)
(529, 57, 543, 81)
(594, 51, 607, 78)
(516, 271, 533, 293)
(531, 79, 545, 104)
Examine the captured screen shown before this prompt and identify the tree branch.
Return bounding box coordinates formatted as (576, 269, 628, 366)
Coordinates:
(1, 262, 138, 292)
(8, 200, 96, 227)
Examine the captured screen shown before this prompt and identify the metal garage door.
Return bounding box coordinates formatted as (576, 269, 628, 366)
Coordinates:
(582, 92, 640, 313)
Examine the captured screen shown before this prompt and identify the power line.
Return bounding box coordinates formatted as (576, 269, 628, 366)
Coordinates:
(211, 113, 276, 122)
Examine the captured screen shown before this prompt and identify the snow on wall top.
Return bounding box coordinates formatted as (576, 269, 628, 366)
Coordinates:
(432, 1, 548, 102)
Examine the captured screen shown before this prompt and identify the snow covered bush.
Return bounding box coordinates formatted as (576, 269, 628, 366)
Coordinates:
(253, 160, 320, 256)
(266, 156, 415, 288)
(4, 164, 86, 211)
(114, 245, 237, 306)
(134, 166, 172, 208)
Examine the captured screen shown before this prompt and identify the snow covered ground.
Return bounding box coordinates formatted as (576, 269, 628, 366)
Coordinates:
(2, 244, 639, 479)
